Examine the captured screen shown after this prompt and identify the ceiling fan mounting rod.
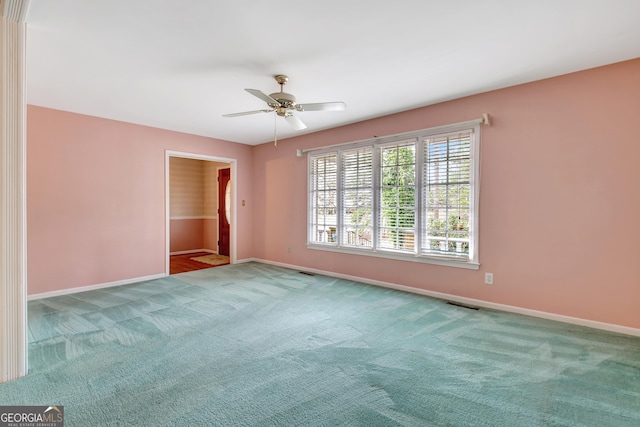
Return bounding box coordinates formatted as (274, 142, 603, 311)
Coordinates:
(274, 74, 289, 88)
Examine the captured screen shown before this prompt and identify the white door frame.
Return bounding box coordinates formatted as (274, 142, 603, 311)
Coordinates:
(165, 151, 237, 275)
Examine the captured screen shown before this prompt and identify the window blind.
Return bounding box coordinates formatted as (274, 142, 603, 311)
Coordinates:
(309, 153, 338, 244)
(378, 140, 417, 252)
(422, 130, 473, 257)
(341, 147, 373, 248)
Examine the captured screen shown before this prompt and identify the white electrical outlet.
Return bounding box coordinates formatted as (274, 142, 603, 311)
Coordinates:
(484, 272, 494, 285)
(287, 247, 291, 254)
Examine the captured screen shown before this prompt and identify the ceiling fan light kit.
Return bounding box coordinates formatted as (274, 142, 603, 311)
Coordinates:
(223, 75, 347, 132)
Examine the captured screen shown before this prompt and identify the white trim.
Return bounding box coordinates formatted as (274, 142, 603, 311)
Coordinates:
(166, 150, 237, 276)
(248, 258, 640, 338)
(170, 249, 217, 256)
(307, 244, 479, 270)
(170, 216, 218, 220)
(27, 273, 167, 301)
(165, 151, 236, 164)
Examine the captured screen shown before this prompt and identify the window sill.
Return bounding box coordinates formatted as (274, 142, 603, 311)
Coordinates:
(306, 244, 480, 270)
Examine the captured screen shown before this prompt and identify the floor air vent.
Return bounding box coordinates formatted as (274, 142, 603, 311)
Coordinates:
(299, 271, 315, 276)
(447, 301, 479, 310)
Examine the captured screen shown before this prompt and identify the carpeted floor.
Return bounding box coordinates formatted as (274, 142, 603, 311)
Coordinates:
(1, 262, 639, 426)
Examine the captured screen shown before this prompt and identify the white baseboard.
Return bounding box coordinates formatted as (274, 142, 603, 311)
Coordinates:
(30, 252, 229, 300)
(249, 258, 640, 338)
(27, 273, 167, 301)
(170, 249, 217, 256)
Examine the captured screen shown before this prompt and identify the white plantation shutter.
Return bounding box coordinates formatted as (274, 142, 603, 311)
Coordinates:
(422, 129, 473, 258)
(341, 147, 373, 248)
(309, 153, 338, 244)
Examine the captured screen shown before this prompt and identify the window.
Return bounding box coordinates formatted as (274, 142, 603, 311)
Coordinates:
(309, 154, 337, 243)
(341, 148, 373, 248)
(379, 140, 416, 252)
(308, 122, 480, 269)
(422, 131, 472, 257)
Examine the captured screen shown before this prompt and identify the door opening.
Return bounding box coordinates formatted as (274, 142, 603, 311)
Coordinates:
(165, 151, 237, 276)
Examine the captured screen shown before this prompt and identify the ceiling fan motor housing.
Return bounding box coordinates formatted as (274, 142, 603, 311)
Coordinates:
(269, 91, 297, 112)
(269, 74, 296, 115)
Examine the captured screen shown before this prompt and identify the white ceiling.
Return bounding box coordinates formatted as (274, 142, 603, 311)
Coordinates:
(26, 0, 640, 145)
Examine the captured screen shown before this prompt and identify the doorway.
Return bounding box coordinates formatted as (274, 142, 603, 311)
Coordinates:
(165, 151, 237, 276)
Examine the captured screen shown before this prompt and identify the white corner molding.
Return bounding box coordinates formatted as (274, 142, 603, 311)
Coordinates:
(0, 0, 30, 383)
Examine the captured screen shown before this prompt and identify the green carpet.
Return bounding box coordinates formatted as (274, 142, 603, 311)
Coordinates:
(1, 262, 639, 426)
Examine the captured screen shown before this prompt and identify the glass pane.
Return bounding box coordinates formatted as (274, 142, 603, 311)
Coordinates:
(225, 180, 231, 224)
(309, 153, 338, 244)
(422, 130, 473, 257)
(379, 141, 416, 252)
(342, 148, 373, 248)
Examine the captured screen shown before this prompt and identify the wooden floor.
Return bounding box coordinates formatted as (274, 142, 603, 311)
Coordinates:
(170, 252, 228, 274)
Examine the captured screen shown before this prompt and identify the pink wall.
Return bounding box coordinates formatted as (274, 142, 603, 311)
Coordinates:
(27, 106, 254, 294)
(203, 219, 218, 251)
(252, 59, 640, 329)
(26, 59, 640, 330)
(169, 219, 204, 252)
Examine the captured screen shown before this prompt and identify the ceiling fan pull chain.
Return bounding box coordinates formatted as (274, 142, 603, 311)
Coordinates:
(273, 111, 278, 148)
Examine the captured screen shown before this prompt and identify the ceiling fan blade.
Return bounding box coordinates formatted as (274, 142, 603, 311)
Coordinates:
(245, 88, 280, 105)
(222, 109, 272, 118)
(296, 101, 346, 112)
(284, 114, 307, 130)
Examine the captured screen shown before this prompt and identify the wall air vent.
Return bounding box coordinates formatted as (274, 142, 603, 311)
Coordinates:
(447, 301, 479, 310)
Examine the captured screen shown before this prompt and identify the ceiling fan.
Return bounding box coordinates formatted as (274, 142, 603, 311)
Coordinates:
(222, 75, 346, 130)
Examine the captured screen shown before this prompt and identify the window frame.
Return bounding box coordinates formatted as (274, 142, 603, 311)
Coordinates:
(307, 122, 480, 270)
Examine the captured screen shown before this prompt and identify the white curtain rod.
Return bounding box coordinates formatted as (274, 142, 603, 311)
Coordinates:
(297, 113, 491, 157)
